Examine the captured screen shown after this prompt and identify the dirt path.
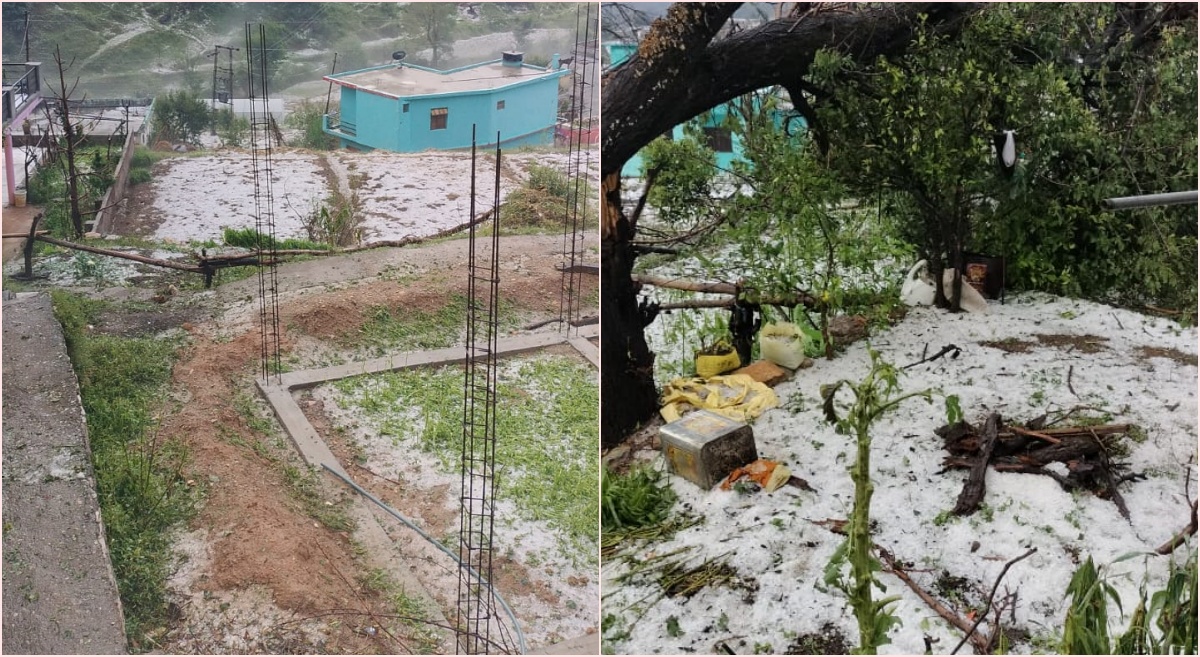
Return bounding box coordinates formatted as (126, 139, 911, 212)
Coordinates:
(150, 233, 597, 653)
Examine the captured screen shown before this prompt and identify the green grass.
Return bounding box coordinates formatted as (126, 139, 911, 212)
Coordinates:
(350, 293, 520, 355)
(356, 567, 442, 653)
(222, 226, 330, 252)
(51, 291, 196, 647)
(333, 353, 599, 564)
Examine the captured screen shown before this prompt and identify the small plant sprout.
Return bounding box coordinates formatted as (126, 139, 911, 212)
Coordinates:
(819, 348, 933, 654)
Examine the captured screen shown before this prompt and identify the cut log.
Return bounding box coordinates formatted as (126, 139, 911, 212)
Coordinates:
(953, 413, 1001, 515)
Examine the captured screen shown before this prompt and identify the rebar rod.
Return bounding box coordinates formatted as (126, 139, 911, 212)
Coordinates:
(457, 126, 508, 655)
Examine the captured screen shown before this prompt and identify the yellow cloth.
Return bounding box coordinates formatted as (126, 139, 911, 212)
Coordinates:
(660, 374, 780, 423)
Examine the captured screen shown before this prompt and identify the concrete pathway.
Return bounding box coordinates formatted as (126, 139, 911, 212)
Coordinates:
(2, 291, 127, 654)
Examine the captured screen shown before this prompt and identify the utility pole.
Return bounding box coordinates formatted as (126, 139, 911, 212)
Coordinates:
(208, 44, 238, 135)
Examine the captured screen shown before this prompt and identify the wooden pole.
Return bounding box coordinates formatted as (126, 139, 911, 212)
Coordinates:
(34, 234, 205, 273)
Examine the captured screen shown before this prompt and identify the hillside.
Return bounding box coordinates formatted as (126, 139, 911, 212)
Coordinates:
(2, 2, 584, 101)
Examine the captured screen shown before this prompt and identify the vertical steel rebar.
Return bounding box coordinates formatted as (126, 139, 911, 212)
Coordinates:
(245, 23, 281, 383)
(558, 4, 597, 334)
(457, 126, 508, 654)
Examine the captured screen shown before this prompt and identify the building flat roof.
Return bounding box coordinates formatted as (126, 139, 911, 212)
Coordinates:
(327, 61, 562, 99)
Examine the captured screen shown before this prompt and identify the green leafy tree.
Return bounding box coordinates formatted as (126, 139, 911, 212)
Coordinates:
(640, 135, 717, 230)
(403, 3, 456, 68)
(810, 4, 1197, 317)
(150, 90, 211, 144)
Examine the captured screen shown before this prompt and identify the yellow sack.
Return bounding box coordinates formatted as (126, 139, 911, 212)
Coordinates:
(695, 349, 741, 378)
(660, 374, 780, 423)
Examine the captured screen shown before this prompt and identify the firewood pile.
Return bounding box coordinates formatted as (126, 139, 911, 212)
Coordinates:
(937, 412, 1144, 520)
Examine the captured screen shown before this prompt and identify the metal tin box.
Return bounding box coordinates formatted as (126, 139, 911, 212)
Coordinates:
(660, 410, 758, 489)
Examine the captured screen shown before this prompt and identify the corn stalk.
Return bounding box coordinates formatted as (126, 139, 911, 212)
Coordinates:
(820, 349, 934, 654)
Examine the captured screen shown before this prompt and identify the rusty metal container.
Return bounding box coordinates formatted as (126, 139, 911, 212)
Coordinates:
(660, 410, 757, 489)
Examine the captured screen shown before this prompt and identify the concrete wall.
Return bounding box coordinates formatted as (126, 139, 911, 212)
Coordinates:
(92, 115, 150, 234)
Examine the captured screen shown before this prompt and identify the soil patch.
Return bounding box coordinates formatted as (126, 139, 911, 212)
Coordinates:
(1035, 333, 1109, 353)
(786, 622, 852, 655)
(1137, 345, 1198, 366)
(153, 234, 597, 653)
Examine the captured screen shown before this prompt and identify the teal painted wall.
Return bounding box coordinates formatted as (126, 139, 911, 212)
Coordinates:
(325, 60, 566, 152)
(604, 41, 803, 178)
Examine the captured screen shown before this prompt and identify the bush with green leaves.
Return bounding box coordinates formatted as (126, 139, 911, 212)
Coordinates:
(640, 135, 717, 228)
(150, 89, 210, 145)
(602, 465, 678, 531)
(213, 108, 249, 147)
(286, 99, 338, 150)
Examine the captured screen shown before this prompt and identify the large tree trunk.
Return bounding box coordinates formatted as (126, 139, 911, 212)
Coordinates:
(601, 174, 660, 447)
(600, 2, 983, 447)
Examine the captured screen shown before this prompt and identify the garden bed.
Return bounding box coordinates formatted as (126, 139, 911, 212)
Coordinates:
(311, 348, 600, 648)
(602, 292, 1197, 654)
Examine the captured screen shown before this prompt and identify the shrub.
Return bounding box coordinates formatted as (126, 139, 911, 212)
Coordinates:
(128, 167, 152, 185)
(150, 89, 210, 144)
(287, 99, 337, 150)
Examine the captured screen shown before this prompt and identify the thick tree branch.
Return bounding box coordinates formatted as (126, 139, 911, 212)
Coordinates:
(602, 2, 983, 174)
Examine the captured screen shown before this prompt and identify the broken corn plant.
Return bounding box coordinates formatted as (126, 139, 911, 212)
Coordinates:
(1068, 549, 1198, 655)
(820, 349, 933, 654)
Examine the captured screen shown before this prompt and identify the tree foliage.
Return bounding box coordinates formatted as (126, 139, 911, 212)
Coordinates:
(810, 3, 1197, 316)
(403, 3, 456, 68)
(150, 89, 210, 144)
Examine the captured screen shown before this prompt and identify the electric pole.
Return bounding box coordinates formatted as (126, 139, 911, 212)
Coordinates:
(208, 44, 238, 134)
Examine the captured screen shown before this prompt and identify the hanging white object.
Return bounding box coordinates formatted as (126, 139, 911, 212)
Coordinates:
(1001, 130, 1017, 168)
(901, 260, 936, 307)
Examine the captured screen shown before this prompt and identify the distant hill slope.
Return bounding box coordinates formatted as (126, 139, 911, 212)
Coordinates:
(2, 3, 582, 100)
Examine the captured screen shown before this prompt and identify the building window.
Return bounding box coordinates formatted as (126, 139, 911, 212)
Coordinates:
(496, 100, 505, 110)
(402, 102, 410, 113)
(703, 127, 733, 153)
(430, 107, 448, 130)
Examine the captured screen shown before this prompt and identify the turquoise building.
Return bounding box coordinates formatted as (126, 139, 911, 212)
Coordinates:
(323, 52, 569, 152)
(603, 42, 802, 178)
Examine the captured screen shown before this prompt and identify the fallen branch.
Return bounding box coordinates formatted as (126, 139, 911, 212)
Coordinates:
(2, 230, 48, 238)
(34, 234, 204, 273)
(1091, 430, 1132, 521)
(239, 208, 497, 257)
(633, 273, 820, 308)
(878, 548, 990, 655)
(950, 548, 1038, 655)
(1007, 425, 1061, 445)
(1156, 500, 1199, 555)
(658, 298, 742, 311)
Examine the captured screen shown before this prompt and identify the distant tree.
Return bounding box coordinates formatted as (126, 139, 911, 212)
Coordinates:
(50, 44, 86, 237)
(403, 3, 456, 68)
(151, 90, 210, 144)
